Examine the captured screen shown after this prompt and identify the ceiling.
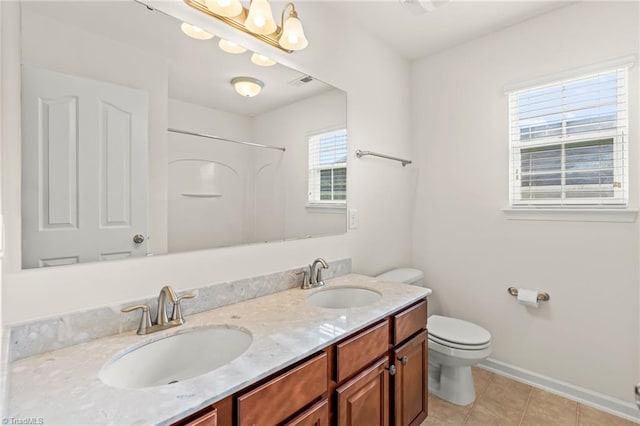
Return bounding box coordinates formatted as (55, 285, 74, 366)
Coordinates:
(326, 0, 570, 60)
(24, 0, 571, 115)
(22, 1, 335, 116)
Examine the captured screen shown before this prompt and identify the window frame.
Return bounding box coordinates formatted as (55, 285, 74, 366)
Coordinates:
(508, 67, 629, 208)
(307, 127, 347, 208)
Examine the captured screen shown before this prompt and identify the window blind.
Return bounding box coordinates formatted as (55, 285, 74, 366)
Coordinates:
(508, 67, 629, 207)
(308, 129, 347, 203)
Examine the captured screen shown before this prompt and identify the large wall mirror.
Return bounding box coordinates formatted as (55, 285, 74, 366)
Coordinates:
(19, 1, 347, 269)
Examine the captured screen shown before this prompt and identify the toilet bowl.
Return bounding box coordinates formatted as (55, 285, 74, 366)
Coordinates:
(376, 268, 492, 406)
(427, 315, 491, 405)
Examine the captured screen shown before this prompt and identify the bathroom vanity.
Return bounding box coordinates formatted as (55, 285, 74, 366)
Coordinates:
(179, 299, 428, 426)
(5, 274, 431, 425)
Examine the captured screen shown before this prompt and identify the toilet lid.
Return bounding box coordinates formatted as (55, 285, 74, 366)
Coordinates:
(429, 334, 491, 350)
(428, 315, 491, 346)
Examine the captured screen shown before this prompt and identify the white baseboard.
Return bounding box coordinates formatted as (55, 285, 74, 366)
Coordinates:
(478, 358, 640, 423)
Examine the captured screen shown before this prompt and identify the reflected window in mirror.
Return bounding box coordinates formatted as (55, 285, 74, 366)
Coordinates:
(308, 129, 347, 207)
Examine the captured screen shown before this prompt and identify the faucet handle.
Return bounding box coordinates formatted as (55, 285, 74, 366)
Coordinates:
(121, 304, 152, 335)
(171, 293, 196, 323)
(296, 268, 311, 289)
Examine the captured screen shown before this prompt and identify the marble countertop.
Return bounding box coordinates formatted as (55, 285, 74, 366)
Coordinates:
(6, 274, 431, 425)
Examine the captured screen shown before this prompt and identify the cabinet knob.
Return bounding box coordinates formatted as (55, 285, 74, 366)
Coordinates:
(386, 365, 396, 376)
(398, 355, 408, 366)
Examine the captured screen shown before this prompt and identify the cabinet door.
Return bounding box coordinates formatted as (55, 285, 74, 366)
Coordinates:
(336, 356, 390, 426)
(285, 399, 329, 426)
(393, 331, 428, 426)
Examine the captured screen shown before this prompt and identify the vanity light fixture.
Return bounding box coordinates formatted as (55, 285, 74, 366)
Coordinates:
(205, 0, 243, 17)
(180, 22, 215, 40)
(251, 52, 276, 66)
(231, 76, 264, 97)
(219, 39, 247, 54)
(278, 3, 308, 51)
(245, 0, 277, 34)
(183, 0, 308, 53)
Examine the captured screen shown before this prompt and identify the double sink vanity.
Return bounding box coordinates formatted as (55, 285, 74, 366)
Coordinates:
(6, 272, 431, 425)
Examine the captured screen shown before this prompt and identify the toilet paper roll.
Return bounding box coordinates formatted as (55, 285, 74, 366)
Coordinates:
(517, 288, 539, 308)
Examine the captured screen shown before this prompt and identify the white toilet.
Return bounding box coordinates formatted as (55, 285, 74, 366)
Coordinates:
(376, 268, 492, 406)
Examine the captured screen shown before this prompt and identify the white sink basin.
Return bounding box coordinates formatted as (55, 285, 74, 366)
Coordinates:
(307, 287, 382, 309)
(99, 326, 252, 389)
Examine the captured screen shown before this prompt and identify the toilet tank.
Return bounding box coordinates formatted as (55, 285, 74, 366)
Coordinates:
(376, 268, 424, 286)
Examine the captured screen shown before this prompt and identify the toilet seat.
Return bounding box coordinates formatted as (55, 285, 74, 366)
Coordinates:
(428, 315, 491, 349)
(428, 334, 491, 350)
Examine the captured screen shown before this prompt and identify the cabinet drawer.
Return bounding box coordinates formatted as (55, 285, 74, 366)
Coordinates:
(237, 352, 328, 426)
(284, 399, 329, 426)
(336, 320, 389, 383)
(393, 300, 427, 345)
(176, 408, 217, 426)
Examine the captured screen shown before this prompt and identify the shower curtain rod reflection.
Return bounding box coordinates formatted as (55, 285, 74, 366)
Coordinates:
(168, 128, 286, 152)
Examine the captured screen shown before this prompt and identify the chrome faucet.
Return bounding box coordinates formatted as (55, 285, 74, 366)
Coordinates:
(308, 258, 329, 288)
(156, 285, 178, 326)
(122, 285, 196, 335)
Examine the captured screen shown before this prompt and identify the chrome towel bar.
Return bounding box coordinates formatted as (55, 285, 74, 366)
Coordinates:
(355, 149, 412, 167)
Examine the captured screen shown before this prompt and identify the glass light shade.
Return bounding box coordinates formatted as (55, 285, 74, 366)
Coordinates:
(219, 39, 247, 54)
(180, 22, 215, 40)
(204, 0, 243, 17)
(231, 77, 264, 97)
(251, 52, 276, 67)
(279, 14, 308, 50)
(244, 0, 277, 35)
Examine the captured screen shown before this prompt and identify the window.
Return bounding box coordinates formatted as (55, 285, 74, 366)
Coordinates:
(508, 67, 628, 207)
(308, 128, 347, 206)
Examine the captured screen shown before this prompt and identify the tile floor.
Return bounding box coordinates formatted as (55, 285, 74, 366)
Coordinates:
(422, 367, 639, 426)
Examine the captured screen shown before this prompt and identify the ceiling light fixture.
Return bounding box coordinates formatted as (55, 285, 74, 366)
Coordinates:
(219, 39, 247, 54)
(251, 52, 276, 66)
(183, 0, 308, 53)
(231, 77, 264, 97)
(180, 22, 215, 40)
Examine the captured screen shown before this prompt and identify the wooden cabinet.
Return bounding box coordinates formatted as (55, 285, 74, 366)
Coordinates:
(237, 353, 327, 426)
(393, 331, 428, 426)
(335, 320, 390, 382)
(174, 297, 428, 426)
(393, 300, 427, 345)
(175, 408, 217, 426)
(336, 357, 391, 426)
(284, 399, 329, 426)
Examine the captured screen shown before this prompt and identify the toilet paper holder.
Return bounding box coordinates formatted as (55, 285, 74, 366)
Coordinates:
(507, 287, 550, 302)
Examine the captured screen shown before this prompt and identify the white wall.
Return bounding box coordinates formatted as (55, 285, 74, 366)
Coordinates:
(252, 89, 347, 239)
(411, 1, 639, 402)
(1, 1, 413, 324)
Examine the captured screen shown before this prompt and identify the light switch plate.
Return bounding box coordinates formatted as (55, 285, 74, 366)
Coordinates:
(348, 209, 358, 229)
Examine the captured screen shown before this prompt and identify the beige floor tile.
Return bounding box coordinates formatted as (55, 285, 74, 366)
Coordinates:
(463, 403, 522, 426)
(520, 388, 578, 426)
(578, 404, 635, 426)
(465, 375, 532, 425)
(421, 394, 472, 426)
(425, 373, 636, 426)
(471, 367, 494, 397)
